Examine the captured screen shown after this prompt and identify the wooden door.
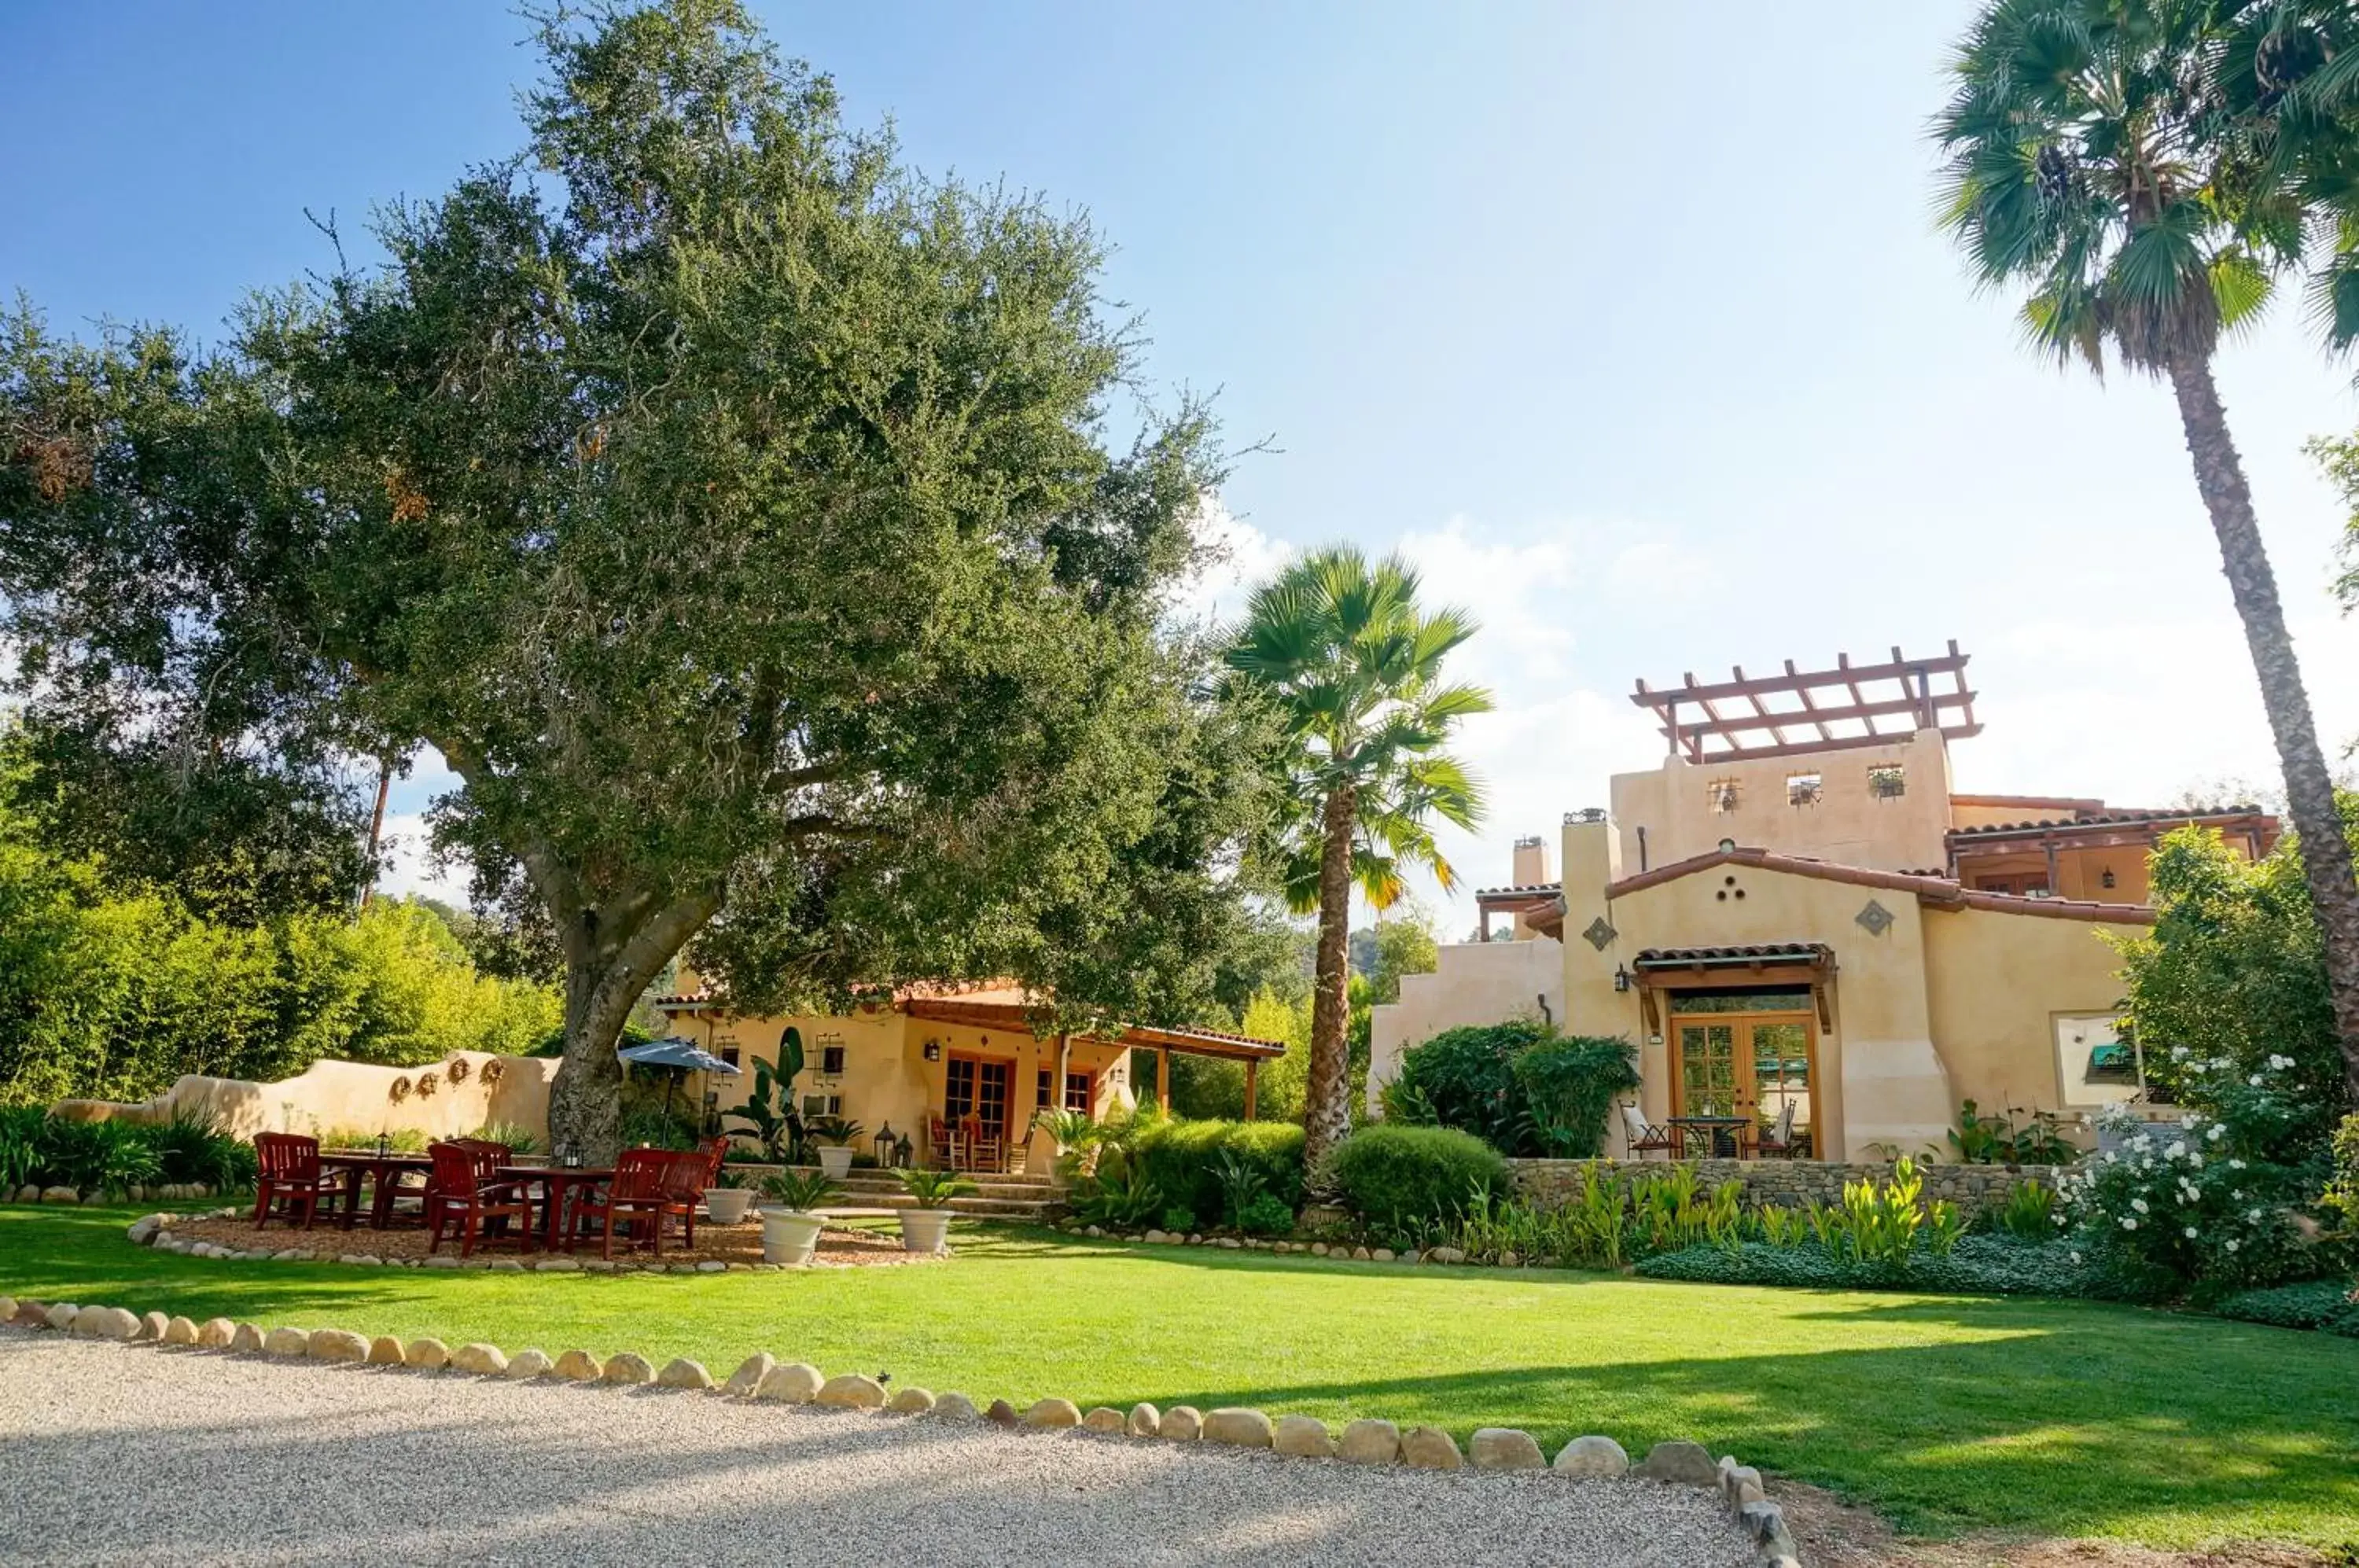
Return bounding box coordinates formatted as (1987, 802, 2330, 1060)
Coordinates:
(975, 1059, 1013, 1139)
(1670, 1008, 1817, 1153)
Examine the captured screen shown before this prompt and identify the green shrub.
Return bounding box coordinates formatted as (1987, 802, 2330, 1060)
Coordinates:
(1327, 1124, 1507, 1236)
(145, 1110, 256, 1188)
(2213, 1277, 2359, 1335)
(1129, 1118, 1305, 1230)
(1237, 1191, 1296, 1236)
(1638, 1233, 2101, 1296)
(1511, 1036, 1640, 1157)
(1386, 1019, 1552, 1154)
(1992, 1180, 2061, 1239)
(1161, 1203, 1198, 1235)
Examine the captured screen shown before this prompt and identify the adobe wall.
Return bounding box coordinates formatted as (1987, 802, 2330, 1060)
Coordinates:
(50, 1051, 558, 1143)
(1365, 937, 1563, 1117)
(1610, 728, 1954, 874)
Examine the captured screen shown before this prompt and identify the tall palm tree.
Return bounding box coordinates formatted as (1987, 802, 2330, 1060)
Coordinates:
(1936, 0, 2359, 1106)
(1227, 547, 1492, 1165)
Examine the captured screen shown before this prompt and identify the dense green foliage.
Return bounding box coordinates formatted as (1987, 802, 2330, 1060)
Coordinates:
(2067, 818, 2359, 1297)
(2214, 1277, 2359, 1336)
(1510, 1035, 1641, 1158)
(1382, 1019, 1636, 1157)
(0, 774, 561, 1106)
(1224, 547, 1490, 1163)
(0, 0, 1275, 1158)
(1127, 1117, 1306, 1230)
(0, 1108, 255, 1195)
(1323, 1124, 1507, 1235)
(1638, 1234, 2100, 1298)
(11, 1204, 2359, 1548)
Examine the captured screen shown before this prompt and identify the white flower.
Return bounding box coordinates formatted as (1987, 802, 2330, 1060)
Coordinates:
(2249, 1073, 2266, 1087)
(2232, 1189, 2245, 1200)
(2247, 1208, 2264, 1222)
(2069, 1250, 2082, 1263)
(2188, 1153, 2203, 1169)
(2229, 1158, 2246, 1170)
(2122, 1217, 2140, 1231)
(2184, 1226, 2199, 1239)
(2225, 1239, 2240, 1253)
(2268, 1054, 2294, 1071)
(2167, 1140, 2187, 1158)
(2171, 1046, 2191, 1062)
(2103, 1151, 2118, 1164)
(2131, 1198, 2149, 1213)
(2207, 1125, 2225, 1143)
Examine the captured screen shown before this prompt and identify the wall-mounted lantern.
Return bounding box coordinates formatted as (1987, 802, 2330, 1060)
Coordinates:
(922, 1038, 942, 1062)
(1613, 965, 1632, 994)
(2100, 867, 2117, 889)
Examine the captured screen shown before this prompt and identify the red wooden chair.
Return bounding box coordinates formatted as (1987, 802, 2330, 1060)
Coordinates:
(424, 1140, 535, 1257)
(696, 1135, 731, 1188)
(252, 1133, 359, 1231)
(960, 1113, 1003, 1174)
(925, 1115, 964, 1170)
(571, 1148, 679, 1258)
(657, 1148, 713, 1248)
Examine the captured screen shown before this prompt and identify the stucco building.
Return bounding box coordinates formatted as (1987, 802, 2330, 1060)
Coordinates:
(1370, 644, 2276, 1161)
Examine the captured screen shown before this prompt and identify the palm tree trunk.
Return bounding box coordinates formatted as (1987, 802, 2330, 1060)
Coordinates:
(2167, 348, 2359, 1107)
(1303, 781, 1358, 1169)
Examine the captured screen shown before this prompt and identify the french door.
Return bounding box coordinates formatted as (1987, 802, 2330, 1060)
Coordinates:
(945, 1055, 1014, 1137)
(1669, 1009, 1816, 1152)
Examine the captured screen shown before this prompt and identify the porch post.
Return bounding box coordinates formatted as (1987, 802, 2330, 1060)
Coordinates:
(1056, 1032, 1072, 1113)
(1243, 1058, 1259, 1121)
(1157, 1046, 1171, 1113)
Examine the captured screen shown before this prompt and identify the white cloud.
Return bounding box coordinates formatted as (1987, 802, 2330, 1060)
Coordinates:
(1174, 493, 1293, 628)
(372, 811, 473, 906)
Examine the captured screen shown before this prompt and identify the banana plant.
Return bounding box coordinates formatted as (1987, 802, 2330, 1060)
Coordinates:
(726, 1027, 808, 1164)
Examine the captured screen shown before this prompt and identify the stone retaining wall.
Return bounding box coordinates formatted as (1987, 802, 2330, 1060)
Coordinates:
(1507, 1158, 2058, 1213)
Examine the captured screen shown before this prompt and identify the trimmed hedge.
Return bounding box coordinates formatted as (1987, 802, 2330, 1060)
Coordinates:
(2214, 1278, 2359, 1337)
(1636, 1235, 2105, 1297)
(1128, 1118, 1305, 1230)
(1327, 1124, 1508, 1235)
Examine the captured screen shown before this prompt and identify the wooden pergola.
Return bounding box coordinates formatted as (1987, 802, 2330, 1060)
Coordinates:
(898, 998, 1288, 1120)
(1632, 642, 1982, 762)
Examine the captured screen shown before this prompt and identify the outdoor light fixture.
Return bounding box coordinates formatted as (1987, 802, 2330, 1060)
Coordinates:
(922, 1038, 942, 1062)
(2100, 867, 2117, 889)
(874, 1121, 899, 1165)
(1613, 965, 1632, 993)
(1718, 837, 1737, 854)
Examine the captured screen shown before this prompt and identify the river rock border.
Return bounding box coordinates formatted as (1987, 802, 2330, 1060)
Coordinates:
(125, 1211, 791, 1274)
(1, 1286, 1804, 1567)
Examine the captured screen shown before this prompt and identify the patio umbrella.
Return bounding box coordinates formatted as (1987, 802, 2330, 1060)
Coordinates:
(616, 1036, 742, 1128)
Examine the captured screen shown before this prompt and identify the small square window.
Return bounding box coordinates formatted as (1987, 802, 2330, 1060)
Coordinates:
(719, 1045, 741, 1069)
(1786, 772, 1822, 808)
(1868, 764, 1906, 800)
(819, 1044, 846, 1077)
(1707, 778, 1742, 813)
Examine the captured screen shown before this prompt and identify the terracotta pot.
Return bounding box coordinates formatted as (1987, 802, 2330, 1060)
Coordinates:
(760, 1209, 826, 1267)
(898, 1208, 954, 1255)
(705, 1187, 755, 1225)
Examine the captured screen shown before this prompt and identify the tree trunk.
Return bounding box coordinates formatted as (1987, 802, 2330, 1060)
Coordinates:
(2167, 348, 2359, 1107)
(545, 891, 721, 1162)
(1302, 781, 1358, 1171)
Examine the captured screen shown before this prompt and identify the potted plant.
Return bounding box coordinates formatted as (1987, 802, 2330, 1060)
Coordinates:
(758, 1169, 842, 1266)
(894, 1166, 974, 1254)
(705, 1166, 756, 1226)
(807, 1115, 865, 1180)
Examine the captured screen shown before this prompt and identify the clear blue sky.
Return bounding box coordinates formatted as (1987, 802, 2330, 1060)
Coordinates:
(8, 2, 2358, 935)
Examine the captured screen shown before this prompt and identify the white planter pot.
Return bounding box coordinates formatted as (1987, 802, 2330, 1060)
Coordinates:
(761, 1209, 826, 1267)
(705, 1187, 756, 1225)
(899, 1207, 955, 1255)
(816, 1146, 856, 1180)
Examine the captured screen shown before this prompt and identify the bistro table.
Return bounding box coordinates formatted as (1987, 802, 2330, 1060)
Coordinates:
(1665, 1115, 1752, 1159)
(318, 1151, 613, 1250)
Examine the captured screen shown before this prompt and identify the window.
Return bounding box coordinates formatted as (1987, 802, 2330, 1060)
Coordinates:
(1707, 778, 1742, 813)
(719, 1045, 741, 1069)
(1786, 772, 1822, 808)
(1867, 764, 1906, 800)
(819, 1043, 846, 1077)
(799, 1093, 841, 1117)
(1063, 1070, 1094, 1113)
(1035, 1068, 1052, 1109)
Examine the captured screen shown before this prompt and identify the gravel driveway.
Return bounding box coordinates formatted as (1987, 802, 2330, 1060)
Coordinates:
(0, 1327, 1754, 1566)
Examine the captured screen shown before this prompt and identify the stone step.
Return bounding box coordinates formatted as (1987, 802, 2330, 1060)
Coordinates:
(824, 1192, 1058, 1217)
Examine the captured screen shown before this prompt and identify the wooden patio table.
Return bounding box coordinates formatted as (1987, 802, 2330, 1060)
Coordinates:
(318, 1152, 613, 1249)
(1665, 1115, 1751, 1160)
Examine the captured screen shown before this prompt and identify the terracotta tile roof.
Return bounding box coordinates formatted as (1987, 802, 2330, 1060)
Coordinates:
(1475, 881, 1563, 903)
(1632, 942, 1831, 965)
(1949, 805, 2265, 838)
(1604, 845, 2154, 925)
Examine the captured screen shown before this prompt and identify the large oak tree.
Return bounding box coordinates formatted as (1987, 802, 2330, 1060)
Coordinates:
(0, 0, 1263, 1155)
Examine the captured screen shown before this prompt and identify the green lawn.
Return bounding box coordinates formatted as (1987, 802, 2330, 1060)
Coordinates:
(6, 1204, 2357, 1551)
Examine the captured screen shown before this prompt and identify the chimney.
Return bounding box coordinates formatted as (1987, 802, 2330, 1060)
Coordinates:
(1511, 834, 1552, 888)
